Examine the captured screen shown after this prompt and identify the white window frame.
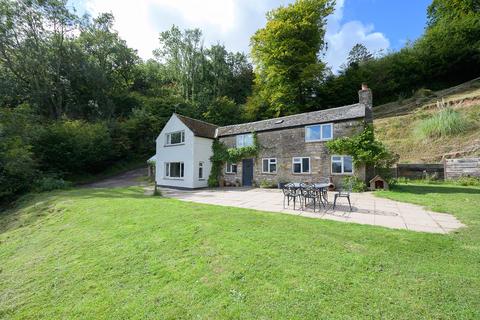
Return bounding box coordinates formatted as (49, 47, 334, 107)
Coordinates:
(292, 157, 311, 174)
(236, 133, 254, 148)
(262, 158, 277, 174)
(225, 162, 238, 174)
(331, 155, 354, 175)
(305, 123, 333, 142)
(198, 161, 204, 180)
(165, 162, 185, 179)
(166, 130, 185, 146)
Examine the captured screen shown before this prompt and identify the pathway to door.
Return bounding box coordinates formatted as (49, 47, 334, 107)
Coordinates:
(160, 187, 464, 234)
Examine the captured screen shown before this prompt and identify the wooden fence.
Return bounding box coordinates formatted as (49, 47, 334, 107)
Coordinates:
(444, 158, 480, 179)
(396, 164, 445, 180)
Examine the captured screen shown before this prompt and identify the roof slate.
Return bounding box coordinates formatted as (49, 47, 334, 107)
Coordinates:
(216, 103, 365, 137)
(175, 113, 218, 139)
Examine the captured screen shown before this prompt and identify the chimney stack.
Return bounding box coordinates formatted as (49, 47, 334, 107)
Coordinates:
(359, 83, 373, 123)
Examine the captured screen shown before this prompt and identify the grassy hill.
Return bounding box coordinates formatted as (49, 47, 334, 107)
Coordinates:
(374, 78, 480, 163)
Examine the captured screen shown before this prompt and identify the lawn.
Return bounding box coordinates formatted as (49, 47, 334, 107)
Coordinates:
(0, 184, 479, 319)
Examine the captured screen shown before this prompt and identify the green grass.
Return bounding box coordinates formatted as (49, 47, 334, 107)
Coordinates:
(415, 108, 471, 139)
(1, 185, 479, 319)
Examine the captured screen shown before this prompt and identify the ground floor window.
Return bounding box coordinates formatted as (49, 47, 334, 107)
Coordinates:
(165, 162, 184, 178)
(331, 155, 353, 174)
(292, 157, 310, 174)
(198, 161, 204, 180)
(262, 158, 277, 173)
(225, 162, 237, 174)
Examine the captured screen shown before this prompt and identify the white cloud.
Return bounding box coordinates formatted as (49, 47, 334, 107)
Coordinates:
(82, 0, 389, 72)
(83, 0, 293, 59)
(325, 0, 390, 73)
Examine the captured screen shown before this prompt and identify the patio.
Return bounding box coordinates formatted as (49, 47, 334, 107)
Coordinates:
(160, 187, 465, 234)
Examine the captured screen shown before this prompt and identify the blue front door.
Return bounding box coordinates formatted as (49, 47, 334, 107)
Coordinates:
(242, 159, 254, 186)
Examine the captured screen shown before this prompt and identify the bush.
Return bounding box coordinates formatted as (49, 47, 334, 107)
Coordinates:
(452, 176, 480, 186)
(34, 120, 113, 175)
(260, 179, 276, 188)
(0, 105, 39, 202)
(415, 108, 470, 139)
(343, 176, 366, 192)
(33, 176, 72, 192)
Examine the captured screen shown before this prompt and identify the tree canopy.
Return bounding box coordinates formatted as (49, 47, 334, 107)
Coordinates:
(248, 0, 334, 118)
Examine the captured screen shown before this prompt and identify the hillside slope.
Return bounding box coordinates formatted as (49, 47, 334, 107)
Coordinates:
(374, 78, 480, 163)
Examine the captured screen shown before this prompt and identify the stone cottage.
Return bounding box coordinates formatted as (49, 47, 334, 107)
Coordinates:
(155, 86, 373, 189)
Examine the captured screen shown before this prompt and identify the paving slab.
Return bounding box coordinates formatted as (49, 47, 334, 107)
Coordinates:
(159, 187, 465, 234)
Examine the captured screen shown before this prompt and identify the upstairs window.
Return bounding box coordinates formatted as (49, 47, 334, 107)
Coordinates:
(331, 155, 353, 174)
(236, 133, 253, 148)
(305, 123, 333, 142)
(262, 158, 277, 173)
(225, 162, 237, 174)
(292, 157, 310, 174)
(166, 130, 185, 145)
(165, 162, 184, 178)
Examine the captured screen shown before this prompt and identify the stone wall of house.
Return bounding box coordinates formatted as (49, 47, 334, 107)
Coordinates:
(219, 118, 366, 188)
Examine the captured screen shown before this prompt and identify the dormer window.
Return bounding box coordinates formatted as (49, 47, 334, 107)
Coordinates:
(166, 130, 185, 146)
(305, 123, 333, 142)
(236, 133, 253, 148)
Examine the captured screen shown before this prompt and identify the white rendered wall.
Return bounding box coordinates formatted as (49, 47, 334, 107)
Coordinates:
(155, 115, 195, 188)
(192, 136, 214, 188)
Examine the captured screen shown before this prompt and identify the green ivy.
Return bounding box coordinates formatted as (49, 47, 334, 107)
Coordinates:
(208, 133, 260, 187)
(325, 125, 398, 168)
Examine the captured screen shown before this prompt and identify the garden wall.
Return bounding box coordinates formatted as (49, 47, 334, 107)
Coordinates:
(444, 158, 480, 179)
(376, 164, 445, 180)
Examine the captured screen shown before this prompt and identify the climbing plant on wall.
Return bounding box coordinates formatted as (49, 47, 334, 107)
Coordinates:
(208, 133, 260, 187)
(325, 125, 398, 168)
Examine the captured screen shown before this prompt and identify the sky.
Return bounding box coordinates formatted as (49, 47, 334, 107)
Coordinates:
(69, 0, 431, 72)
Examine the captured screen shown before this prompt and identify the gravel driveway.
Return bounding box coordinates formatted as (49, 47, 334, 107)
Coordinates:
(83, 167, 148, 188)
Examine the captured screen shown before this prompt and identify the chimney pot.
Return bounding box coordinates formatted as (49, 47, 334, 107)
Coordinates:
(361, 83, 368, 90)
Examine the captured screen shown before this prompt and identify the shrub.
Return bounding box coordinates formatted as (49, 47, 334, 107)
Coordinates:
(34, 120, 113, 175)
(0, 105, 39, 202)
(259, 179, 276, 188)
(343, 176, 366, 192)
(33, 176, 72, 192)
(415, 108, 470, 139)
(452, 176, 480, 186)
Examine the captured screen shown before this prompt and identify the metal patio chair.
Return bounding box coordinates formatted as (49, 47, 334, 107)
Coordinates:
(282, 183, 302, 210)
(300, 183, 322, 212)
(333, 180, 353, 212)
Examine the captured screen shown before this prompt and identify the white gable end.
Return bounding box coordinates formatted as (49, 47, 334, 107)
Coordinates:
(155, 114, 213, 189)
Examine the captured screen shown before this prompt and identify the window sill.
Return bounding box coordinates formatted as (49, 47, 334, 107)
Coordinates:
(305, 139, 332, 143)
(164, 143, 185, 147)
(225, 172, 237, 175)
(292, 172, 312, 175)
(261, 172, 277, 175)
(331, 172, 354, 176)
(163, 177, 184, 180)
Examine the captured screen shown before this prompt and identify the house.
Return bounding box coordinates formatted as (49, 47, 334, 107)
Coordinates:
(155, 113, 217, 189)
(155, 85, 373, 189)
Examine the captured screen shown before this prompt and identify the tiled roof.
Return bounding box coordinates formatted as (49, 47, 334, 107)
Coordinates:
(175, 114, 218, 139)
(216, 103, 365, 137)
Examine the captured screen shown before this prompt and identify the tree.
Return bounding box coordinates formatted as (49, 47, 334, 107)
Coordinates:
(346, 44, 373, 67)
(0, 0, 79, 118)
(427, 0, 480, 27)
(154, 26, 206, 104)
(203, 96, 244, 126)
(249, 0, 334, 118)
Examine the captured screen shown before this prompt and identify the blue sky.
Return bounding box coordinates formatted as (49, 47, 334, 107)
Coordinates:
(70, 0, 431, 72)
